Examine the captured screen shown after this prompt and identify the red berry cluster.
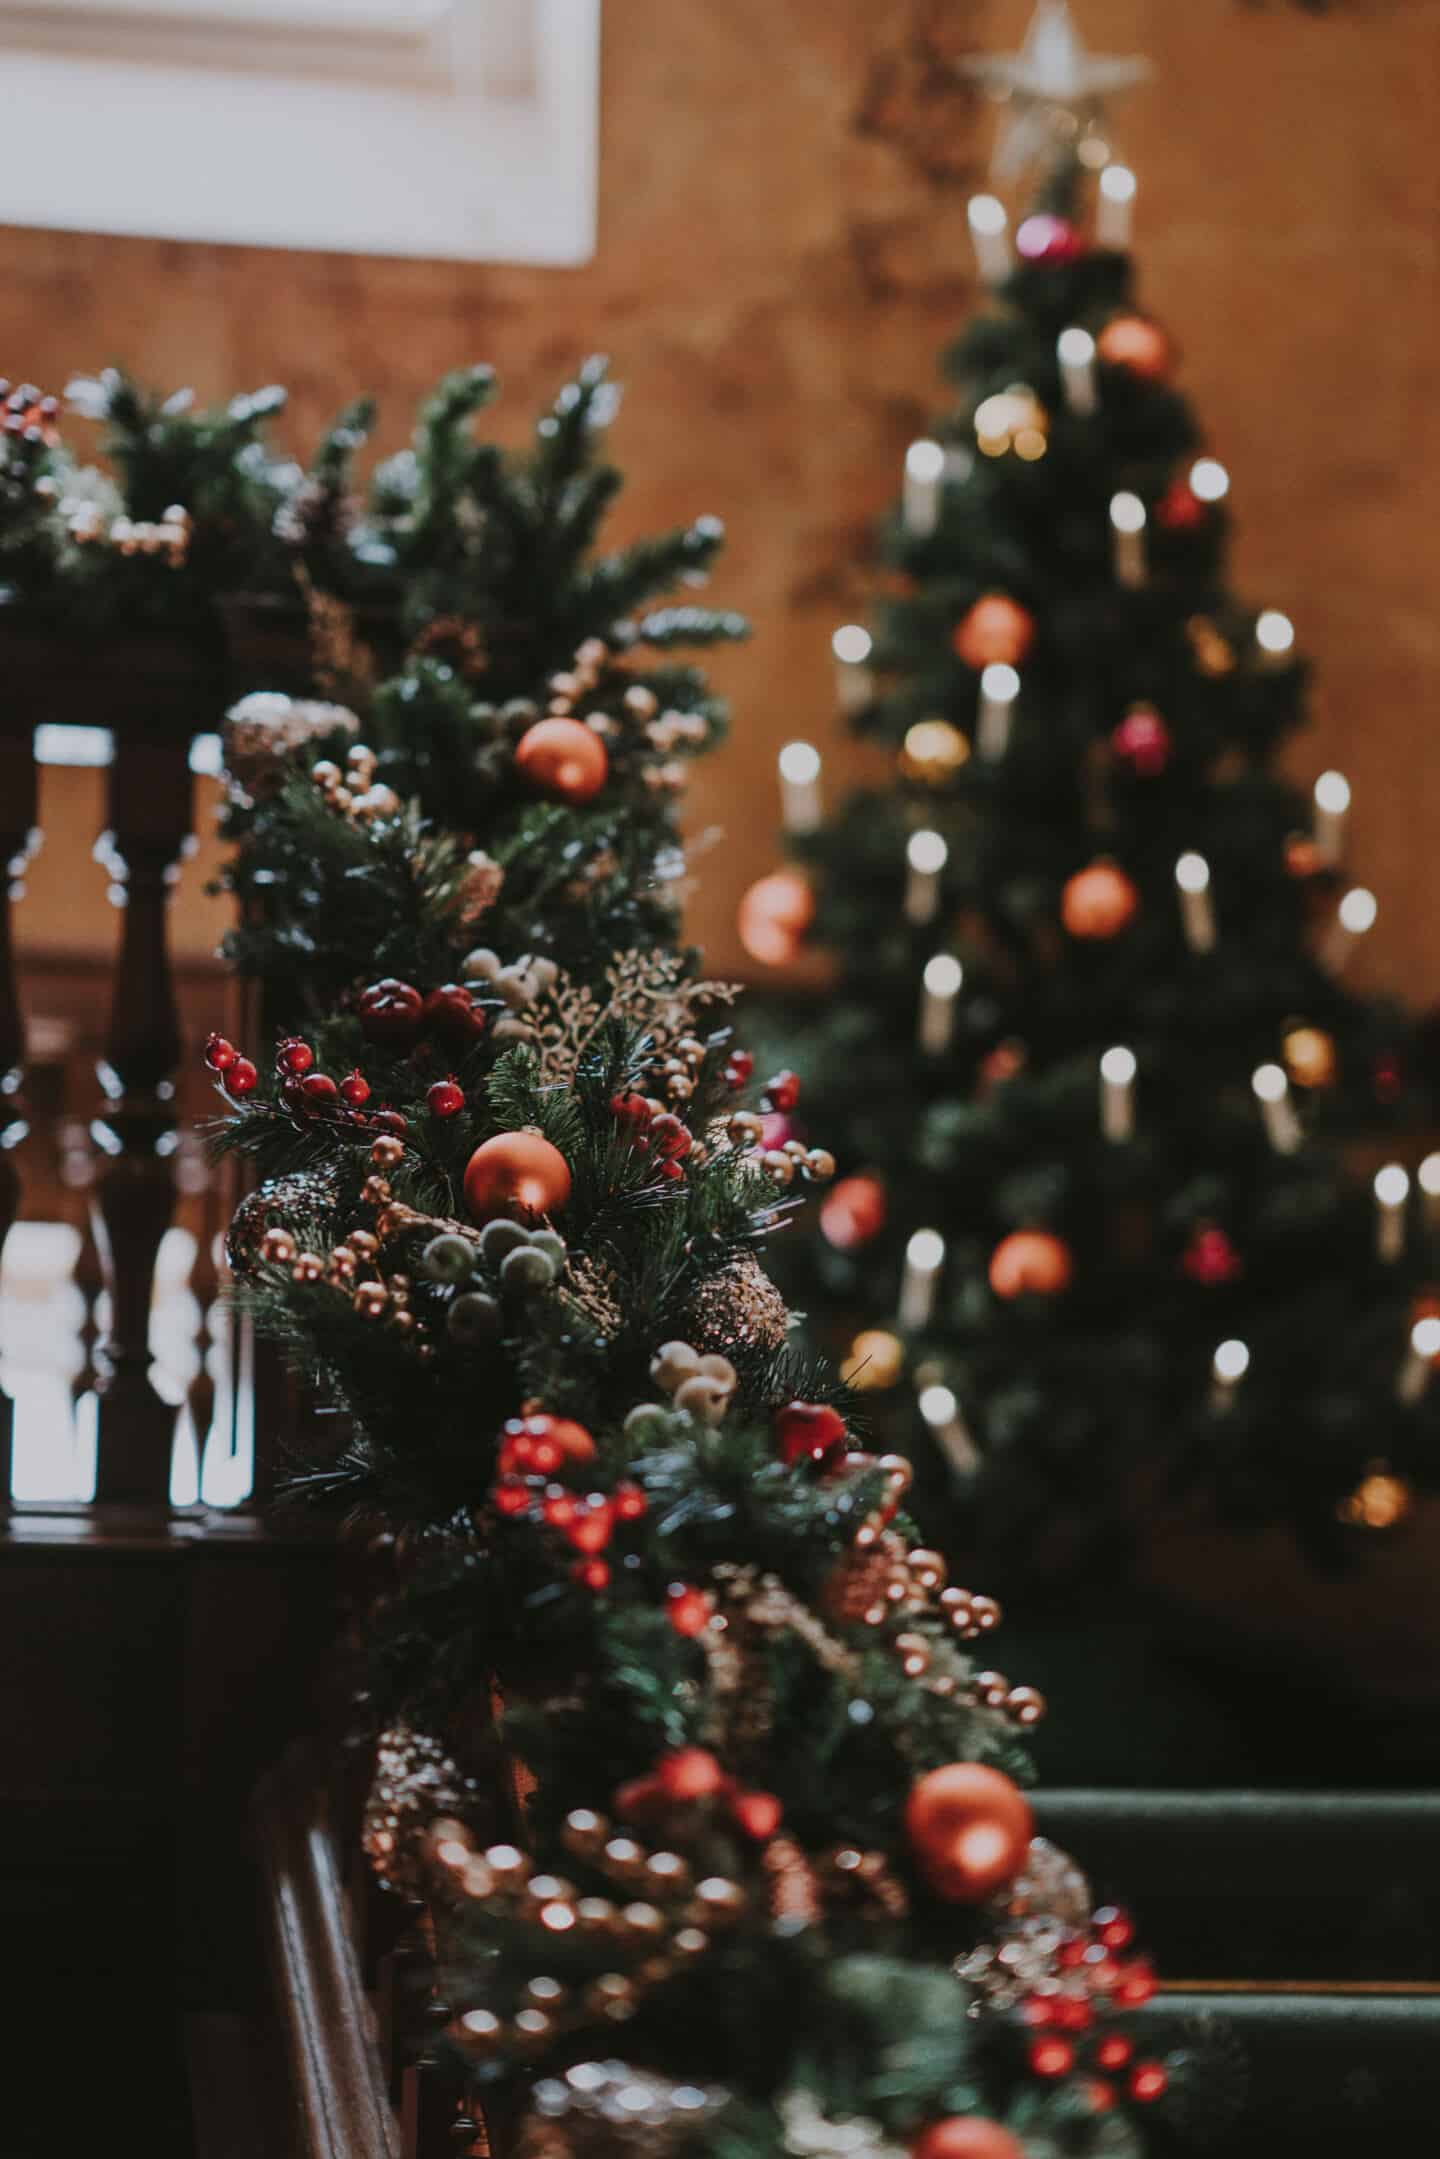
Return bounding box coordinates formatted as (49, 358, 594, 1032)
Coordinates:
(723, 1047, 754, 1091)
(761, 1068, 801, 1114)
(1020, 1906, 1165, 2108)
(489, 1412, 648, 1593)
(357, 977, 488, 1054)
(609, 1091, 694, 1185)
(615, 1744, 782, 1844)
(202, 1031, 409, 1140)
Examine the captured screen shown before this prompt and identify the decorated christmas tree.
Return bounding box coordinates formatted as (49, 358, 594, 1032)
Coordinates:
(210, 358, 1193, 2156)
(742, 3, 1439, 1577)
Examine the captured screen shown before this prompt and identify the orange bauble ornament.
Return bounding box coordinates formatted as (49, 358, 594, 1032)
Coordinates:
(1097, 314, 1174, 383)
(820, 1173, 887, 1251)
(952, 593, 1035, 671)
(514, 717, 609, 803)
(1061, 860, 1139, 940)
(988, 1230, 1073, 1300)
(463, 1130, 573, 1222)
(912, 2122, 1025, 2159)
(905, 1762, 1033, 1903)
(738, 868, 815, 968)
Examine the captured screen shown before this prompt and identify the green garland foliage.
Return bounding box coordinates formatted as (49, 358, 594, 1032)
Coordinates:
(206, 358, 1192, 2154)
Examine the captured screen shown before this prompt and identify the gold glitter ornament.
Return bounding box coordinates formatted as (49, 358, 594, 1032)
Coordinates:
(361, 1724, 477, 1897)
(682, 1253, 791, 1355)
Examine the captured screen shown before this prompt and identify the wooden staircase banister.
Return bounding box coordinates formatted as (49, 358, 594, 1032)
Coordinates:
(255, 1744, 402, 2159)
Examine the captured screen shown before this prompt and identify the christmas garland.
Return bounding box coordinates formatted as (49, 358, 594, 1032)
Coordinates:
(208, 361, 1193, 2159)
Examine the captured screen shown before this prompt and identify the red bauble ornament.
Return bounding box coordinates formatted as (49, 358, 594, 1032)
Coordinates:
(1181, 1223, 1242, 1286)
(1015, 213, 1082, 265)
(737, 869, 815, 969)
(340, 1069, 371, 1108)
(1096, 2035, 1133, 2073)
(427, 1076, 465, 1118)
(775, 1400, 849, 1470)
(299, 1071, 339, 1106)
(610, 1091, 653, 1127)
(1097, 314, 1174, 383)
(911, 2121, 1025, 2159)
(1110, 705, 1171, 778)
(1061, 861, 1139, 940)
(499, 1412, 596, 1477)
(906, 1762, 1033, 1903)
(666, 1584, 713, 1637)
(515, 717, 608, 803)
(988, 1231, 1073, 1300)
(227, 1057, 258, 1096)
(1129, 2063, 1168, 2103)
(952, 593, 1036, 671)
(463, 1130, 572, 1221)
(422, 983, 488, 1050)
(820, 1173, 887, 1251)
(358, 978, 425, 1047)
(1155, 478, 1206, 533)
(371, 1108, 408, 1137)
(657, 1746, 724, 1800)
(573, 1557, 611, 1592)
(1028, 2036, 1076, 2079)
(276, 1036, 314, 1076)
(204, 1032, 236, 1072)
(731, 1788, 783, 1840)
(614, 1481, 648, 1521)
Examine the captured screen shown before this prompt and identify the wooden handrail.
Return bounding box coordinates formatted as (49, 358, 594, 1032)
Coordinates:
(255, 1745, 403, 2159)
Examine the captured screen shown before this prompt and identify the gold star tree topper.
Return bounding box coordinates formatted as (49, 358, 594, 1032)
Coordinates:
(965, 1, 1150, 181)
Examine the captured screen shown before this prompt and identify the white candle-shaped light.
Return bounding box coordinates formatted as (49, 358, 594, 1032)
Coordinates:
(1100, 1045, 1137, 1143)
(1252, 1062, 1303, 1155)
(900, 1228, 946, 1331)
(904, 438, 946, 538)
(905, 828, 948, 926)
(1255, 609, 1296, 667)
(1097, 163, 1137, 248)
(1189, 457, 1230, 504)
(1374, 1163, 1410, 1264)
(918, 1381, 978, 1474)
(832, 623, 874, 715)
(1398, 1317, 1440, 1405)
(1210, 1337, 1250, 1411)
(1174, 852, 1217, 953)
(1110, 491, 1147, 588)
(1057, 327, 1098, 417)
(977, 662, 1020, 760)
(1420, 1153, 1440, 1230)
(919, 953, 963, 1056)
(1325, 885, 1378, 972)
(1312, 770, 1351, 868)
(778, 739, 823, 835)
(967, 194, 1011, 282)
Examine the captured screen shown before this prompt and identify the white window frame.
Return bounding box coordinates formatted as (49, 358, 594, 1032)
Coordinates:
(0, 0, 599, 264)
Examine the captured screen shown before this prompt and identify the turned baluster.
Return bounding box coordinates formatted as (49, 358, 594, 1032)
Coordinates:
(90, 732, 194, 1507)
(0, 725, 38, 1517)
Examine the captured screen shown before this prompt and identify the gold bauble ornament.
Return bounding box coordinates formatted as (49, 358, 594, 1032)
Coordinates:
(1283, 1024, 1337, 1091)
(1339, 1468, 1412, 1530)
(842, 1329, 905, 1391)
(901, 719, 970, 785)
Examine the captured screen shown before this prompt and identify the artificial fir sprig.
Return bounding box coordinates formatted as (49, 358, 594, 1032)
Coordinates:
(214, 360, 1190, 2158)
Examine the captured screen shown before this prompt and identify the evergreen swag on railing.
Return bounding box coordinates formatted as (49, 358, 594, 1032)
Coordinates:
(4, 361, 1194, 2154)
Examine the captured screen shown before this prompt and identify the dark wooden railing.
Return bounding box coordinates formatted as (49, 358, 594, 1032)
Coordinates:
(0, 618, 271, 1516)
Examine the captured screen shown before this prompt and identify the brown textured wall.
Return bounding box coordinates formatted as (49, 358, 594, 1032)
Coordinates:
(4, 0, 1439, 1005)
